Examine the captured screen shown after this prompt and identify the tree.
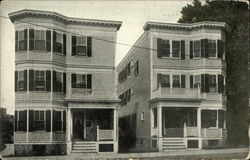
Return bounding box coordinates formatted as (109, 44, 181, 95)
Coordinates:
(179, 0, 249, 147)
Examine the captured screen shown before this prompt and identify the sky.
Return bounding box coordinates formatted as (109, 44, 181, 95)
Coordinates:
(0, 0, 191, 114)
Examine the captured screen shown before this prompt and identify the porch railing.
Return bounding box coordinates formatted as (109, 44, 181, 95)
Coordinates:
(96, 126, 114, 141)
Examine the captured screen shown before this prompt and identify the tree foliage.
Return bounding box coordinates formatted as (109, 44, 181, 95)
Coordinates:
(0, 108, 13, 151)
(179, 0, 249, 146)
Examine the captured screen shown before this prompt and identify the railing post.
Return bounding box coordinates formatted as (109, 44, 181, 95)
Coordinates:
(183, 122, 187, 138)
(97, 125, 99, 142)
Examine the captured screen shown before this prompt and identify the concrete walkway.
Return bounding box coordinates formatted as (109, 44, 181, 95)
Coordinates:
(2, 148, 249, 160)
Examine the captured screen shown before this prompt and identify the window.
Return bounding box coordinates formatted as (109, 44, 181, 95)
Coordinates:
(209, 110, 217, 127)
(172, 75, 180, 88)
(193, 40, 201, 58)
(153, 108, 157, 128)
(53, 110, 63, 131)
(186, 109, 197, 127)
(208, 40, 216, 57)
(76, 36, 87, 55)
(161, 40, 170, 57)
(141, 112, 145, 121)
(172, 41, 180, 58)
(209, 75, 217, 92)
(34, 110, 45, 131)
(72, 74, 92, 92)
(18, 31, 25, 51)
(134, 60, 139, 76)
(55, 32, 63, 53)
(54, 72, 63, 92)
(194, 75, 201, 88)
(35, 71, 45, 91)
(18, 71, 25, 91)
(76, 74, 86, 88)
(34, 30, 46, 51)
(162, 74, 170, 88)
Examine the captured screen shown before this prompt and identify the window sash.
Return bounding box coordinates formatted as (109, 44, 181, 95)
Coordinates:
(194, 75, 201, 88)
(35, 30, 45, 40)
(77, 37, 87, 45)
(208, 40, 216, 57)
(19, 31, 24, 41)
(34, 111, 45, 121)
(194, 41, 201, 58)
(172, 75, 180, 88)
(76, 74, 87, 88)
(56, 33, 62, 43)
(172, 41, 180, 58)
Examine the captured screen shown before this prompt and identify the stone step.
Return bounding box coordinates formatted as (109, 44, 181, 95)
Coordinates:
(71, 149, 97, 153)
(73, 146, 96, 150)
(162, 143, 185, 147)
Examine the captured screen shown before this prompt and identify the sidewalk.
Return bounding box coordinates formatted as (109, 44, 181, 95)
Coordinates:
(2, 148, 249, 160)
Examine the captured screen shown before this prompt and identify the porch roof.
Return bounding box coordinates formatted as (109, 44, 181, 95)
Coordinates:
(148, 97, 204, 103)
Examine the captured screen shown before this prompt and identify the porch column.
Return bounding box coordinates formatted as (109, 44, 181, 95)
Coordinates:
(197, 108, 202, 149)
(157, 106, 162, 151)
(66, 108, 72, 154)
(113, 108, 118, 153)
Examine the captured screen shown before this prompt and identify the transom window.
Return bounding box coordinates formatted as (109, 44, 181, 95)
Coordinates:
(172, 41, 180, 58)
(193, 40, 201, 58)
(209, 75, 217, 92)
(18, 71, 25, 91)
(208, 40, 217, 57)
(194, 75, 201, 88)
(76, 36, 87, 55)
(172, 75, 180, 88)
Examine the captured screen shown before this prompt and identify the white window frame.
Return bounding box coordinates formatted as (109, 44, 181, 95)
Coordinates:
(194, 75, 201, 88)
(209, 110, 218, 128)
(75, 74, 88, 89)
(18, 71, 25, 91)
(18, 30, 25, 51)
(35, 30, 45, 41)
(193, 40, 201, 58)
(209, 74, 217, 93)
(172, 74, 181, 88)
(34, 70, 46, 90)
(55, 71, 63, 92)
(76, 36, 87, 56)
(208, 40, 217, 58)
(171, 40, 181, 59)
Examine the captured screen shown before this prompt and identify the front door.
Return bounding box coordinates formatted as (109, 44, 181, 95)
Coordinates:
(73, 112, 84, 140)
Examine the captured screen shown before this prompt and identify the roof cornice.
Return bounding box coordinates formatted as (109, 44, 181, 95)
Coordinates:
(144, 21, 231, 32)
(8, 9, 122, 30)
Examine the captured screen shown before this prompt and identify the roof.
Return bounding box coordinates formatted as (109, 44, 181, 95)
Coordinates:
(8, 9, 122, 30)
(143, 21, 231, 32)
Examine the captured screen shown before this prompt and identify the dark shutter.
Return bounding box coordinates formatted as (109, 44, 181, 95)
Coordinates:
(14, 111, 17, 131)
(24, 29, 27, 51)
(63, 34, 66, 55)
(46, 110, 51, 132)
(72, 36, 76, 56)
(15, 31, 18, 52)
(204, 39, 209, 58)
(29, 29, 34, 51)
(29, 70, 34, 91)
(19, 110, 27, 132)
(71, 74, 76, 88)
(46, 70, 51, 92)
(53, 31, 57, 53)
(201, 74, 205, 93)
(87, 74, 92, 89)
(190, 41, 193, 59)
(218, 75, 224, 94)
(46, 30, 51, 52)
(157, 74, 162, 88)
(201, 110, 208, 128)
(181, 40, 185, 59)
(15, 71, 18, 92)
(87, 37, 92, 57)
(181, 75, 185, 88)
(52, 110, 56, 131)
(63, 72, 66, 94)
(201, 39, 205, 58)
(218, 110, 224, 128)
(63, 111, 66, 132)
(157, 38, 162, 58)
(29, 110, 34, 132)
(205, 74, 209, 93)
(190, 75, 193, 88)
(24, 70, 27, 91)
(217, 40, 224, 58)
(53, 70, 56, 92)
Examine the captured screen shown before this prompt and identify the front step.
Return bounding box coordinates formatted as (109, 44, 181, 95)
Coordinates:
(71, 141, 97, 154)
(162, 138, 186, 151)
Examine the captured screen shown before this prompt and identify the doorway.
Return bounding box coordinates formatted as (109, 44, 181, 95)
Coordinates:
(73, 112, 85, 140)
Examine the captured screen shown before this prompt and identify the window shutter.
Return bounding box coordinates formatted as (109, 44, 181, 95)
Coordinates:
(205, 39, 209, 58)
(24, 70, 27, 91)
(157, 38, 162, 58)
(217, 40, 224, 58)
(201, 74, 205, 93)
(87, 74, 92, 89)
(157, 74, 162, 88)
(29, 70, 34, 91)
(71, 74, 76, 88)
(52, 70, 56, 92)
(181, 75, 185, 88)
(15, 71, 18, 92)
(24, 29, 28, 51)
(63, 34, 66, 55)
(63, 111, 66, 132)
(46, 70, 51, 92)
(87, 37, 92, 57)
(190, 75, 193, 88)
(46, 110, 51, 132)
(63, 72, 66, 94)
(15, 31, 18, 52)
(19, 110, 27, 132)
(72, 36, 76, 56)
(14, 111, 17, 131)
(29, 29, 34, 51)
(218, 110, 224, 128)
(53, 31, 57, 53)
(46, 30, 51, 52)
(181, 40, 185, 59)
(52, 110, 56, 132)
(190, 41, 193, 59)
(201, 39, 205, 58)
(201, 110, 208, 128)
(29, 110, 34, 132)
(218, 74, 224, 94)
(205, 74, 209, 93)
